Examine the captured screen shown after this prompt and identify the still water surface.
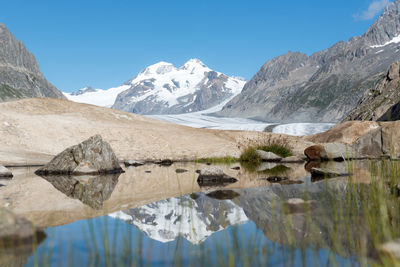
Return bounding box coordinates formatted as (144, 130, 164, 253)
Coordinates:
(1, 160, 398, 266)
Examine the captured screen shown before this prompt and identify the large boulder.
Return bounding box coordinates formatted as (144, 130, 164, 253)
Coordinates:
(0, 165, 12, 178)
(352, 121, 400, 158)
(35, 135, 124, 175)
(306, 121, 400, 158)
(304, 143, 358, 161)
(0, 208, 45, 246)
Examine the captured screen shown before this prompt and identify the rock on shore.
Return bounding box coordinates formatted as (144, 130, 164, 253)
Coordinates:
(0, 165, 12, 178)
(35, 135, 124, 175)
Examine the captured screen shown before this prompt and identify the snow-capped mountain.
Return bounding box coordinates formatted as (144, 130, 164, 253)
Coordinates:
(64, 59, 246, 114)
(109, 193, 248, 244)
(64, 85, 131, 108)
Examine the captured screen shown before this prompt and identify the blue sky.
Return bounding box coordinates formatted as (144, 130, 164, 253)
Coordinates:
(0, 0, 392, 92)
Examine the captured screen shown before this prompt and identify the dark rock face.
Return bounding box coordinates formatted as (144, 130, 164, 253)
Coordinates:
(40, 174, 120, 209)
(217, 1, 400, 123)
(345, 62, 400, 121)
(197, 167, 238, 187)
(0, 23, 65, 102)
(35, 135, 124, 175)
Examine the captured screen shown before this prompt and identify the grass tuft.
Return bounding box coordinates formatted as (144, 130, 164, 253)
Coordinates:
(257, 144, 293, 158)
(239, 147, 261, 165)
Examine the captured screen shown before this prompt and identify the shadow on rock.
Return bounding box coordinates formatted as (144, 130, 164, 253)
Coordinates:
(38, 173, 120, 209)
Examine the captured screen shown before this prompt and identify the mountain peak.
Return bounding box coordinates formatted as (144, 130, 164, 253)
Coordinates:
(181, 58, 209, 72)
(140, 61, 176, 75)
(364, 0, 400, 46)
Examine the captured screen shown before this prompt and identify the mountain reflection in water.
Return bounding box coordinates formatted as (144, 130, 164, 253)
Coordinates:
(2, 160, 399, 266)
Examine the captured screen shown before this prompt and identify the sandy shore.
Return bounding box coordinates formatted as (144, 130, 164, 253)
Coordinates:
(0, 98, 313, 165)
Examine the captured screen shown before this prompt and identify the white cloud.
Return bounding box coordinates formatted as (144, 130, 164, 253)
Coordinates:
(355, 0, 392, 20)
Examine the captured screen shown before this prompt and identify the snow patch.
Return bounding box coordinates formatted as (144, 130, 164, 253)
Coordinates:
(64, 85, 130, 108)
(371, 34, 400, 48)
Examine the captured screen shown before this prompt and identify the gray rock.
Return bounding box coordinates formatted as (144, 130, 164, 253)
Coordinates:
(216, 1, 400, 123)
(35, 135, 124, 175)
(311, 167, 349, 178)
(264, 176, 289, 183)
(124, 160, 145, 167)
(0, 23, 65, 102)
(197, 166, 237, 187)
(255, 150, 282, 162)
(377, 240, 400, 260)
(0, 208, 45, 245)
(0, 165, 13, 178)
(155, 159, 173, 166)
(280, 156, 305, 163)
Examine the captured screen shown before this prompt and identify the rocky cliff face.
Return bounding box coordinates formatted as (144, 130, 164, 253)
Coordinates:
(0, 23, 65, 102)
(217, 0, 400, 123)
(344, 62, 400, 121)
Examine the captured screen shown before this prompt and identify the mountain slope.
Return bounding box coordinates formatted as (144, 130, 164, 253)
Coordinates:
(65, 59, 246, 113)
(344, 61, 400, 121)
(0, 23, 65, 102)
(217, 0, 400, 123)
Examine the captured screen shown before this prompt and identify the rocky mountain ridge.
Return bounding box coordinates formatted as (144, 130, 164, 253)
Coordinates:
(0, 23, 65, 102)
(65, 59, 246, 114)
(216, 0, 400, 123)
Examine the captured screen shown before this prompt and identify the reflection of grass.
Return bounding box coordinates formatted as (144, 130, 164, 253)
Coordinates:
(240, 160, 259, 172)
(195, 156, 239, 165)
(259, 165, 290, 176)
(239, 144, 293, 173)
